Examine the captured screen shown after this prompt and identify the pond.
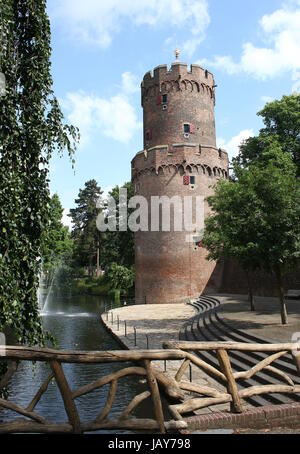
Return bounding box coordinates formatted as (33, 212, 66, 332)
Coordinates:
(1, 294, 160, 433)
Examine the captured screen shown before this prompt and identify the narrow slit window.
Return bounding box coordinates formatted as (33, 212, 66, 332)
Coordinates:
(184, 124, 190, 134)
(162, 94, 167, 104)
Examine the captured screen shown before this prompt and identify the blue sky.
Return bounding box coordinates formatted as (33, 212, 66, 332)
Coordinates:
(47, 0, 300, 225)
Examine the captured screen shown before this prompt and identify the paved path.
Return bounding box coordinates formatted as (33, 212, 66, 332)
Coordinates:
(219, 294, 300, 343)
(101, 303, 233, 414)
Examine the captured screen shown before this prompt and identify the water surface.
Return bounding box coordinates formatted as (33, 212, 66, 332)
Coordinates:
(1, 294, 157, 433)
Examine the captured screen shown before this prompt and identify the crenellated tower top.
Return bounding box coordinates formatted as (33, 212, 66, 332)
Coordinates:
(141, 61, 217, 149)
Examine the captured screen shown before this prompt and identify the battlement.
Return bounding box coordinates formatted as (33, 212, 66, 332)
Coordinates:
(132, 144, 228, 179)
(142, 62, 215, 89)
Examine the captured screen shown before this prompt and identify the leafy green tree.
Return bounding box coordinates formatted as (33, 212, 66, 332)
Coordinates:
(106, 263, 135, 295)
(69, 180, 103, 278)
(101, 182, 134, 268)
(235, 94, 300, 174)
(204, 138, 300, 325)
(203, 179, 260, 312)
(41, 194, 73, 286)
(0, 0, 79, 349)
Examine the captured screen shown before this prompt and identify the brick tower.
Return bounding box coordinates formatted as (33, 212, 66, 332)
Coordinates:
(131, 55, 229, 304)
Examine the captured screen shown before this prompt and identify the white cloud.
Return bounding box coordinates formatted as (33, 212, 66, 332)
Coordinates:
(218, 129, 255, 163)
(62, 72, 142, 146)
(261, 96, 274, 103)
(200, 1, 300, 86)
(120, 72, 140, 95)
(292, 71, 300, 92)
(50, 0, 210, 55)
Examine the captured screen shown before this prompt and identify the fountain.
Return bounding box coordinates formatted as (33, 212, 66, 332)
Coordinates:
(38, 267, 91, 318)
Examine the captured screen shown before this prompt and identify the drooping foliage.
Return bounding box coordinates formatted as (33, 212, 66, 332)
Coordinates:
(0, 0, 79, 346)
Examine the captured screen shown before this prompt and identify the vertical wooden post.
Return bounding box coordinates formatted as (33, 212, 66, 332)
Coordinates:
(217, 349, 243, 414)
(175, 359, 190, 383)
(294, 353, 300, 377)
(50, 360, 81, 433)
(144, 360, 166, 434)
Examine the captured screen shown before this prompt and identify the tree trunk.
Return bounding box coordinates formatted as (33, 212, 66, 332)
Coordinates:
(247, 270, 255, 312)
(88, 245, 94, 279)
(96, 242, 101, 278)
(274, 266, 288, 325)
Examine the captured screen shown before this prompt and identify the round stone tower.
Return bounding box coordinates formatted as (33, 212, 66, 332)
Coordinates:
(132, 58, 229, 304)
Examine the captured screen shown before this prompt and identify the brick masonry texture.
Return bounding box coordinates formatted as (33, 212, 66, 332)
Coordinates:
(132, 62, 229, 304)
(222, 259, 300, 297)
(185, 403, 300, 431)
(142, 63, 216, 149)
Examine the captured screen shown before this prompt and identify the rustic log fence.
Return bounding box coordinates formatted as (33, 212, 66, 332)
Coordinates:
(0, 342, 300, 433)
(163, 341, 300, 420)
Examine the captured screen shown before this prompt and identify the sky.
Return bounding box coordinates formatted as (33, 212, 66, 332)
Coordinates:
(46, 0, 300, 226)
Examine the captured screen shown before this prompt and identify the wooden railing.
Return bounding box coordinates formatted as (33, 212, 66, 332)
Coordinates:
(0, 342, 300, 433)
(163, 341, 300, 419)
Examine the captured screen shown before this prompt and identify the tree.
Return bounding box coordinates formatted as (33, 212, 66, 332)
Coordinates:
(235, 94, 300, 174)
(101, 182, 135, 269)
(41, 194, 73, 286)
(69, 180, 103, 278)
(203, 177, 261, 312)
(106, 263, 135, 295)
(0, 0, 79, 350)
(204, 138, 300, 325)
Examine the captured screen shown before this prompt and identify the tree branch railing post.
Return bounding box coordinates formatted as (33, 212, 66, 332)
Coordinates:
(216, 349, 243, 414)
(144, 360, 166, 434)
(293, 353, 300, 377)
(50, 361, 81, 434)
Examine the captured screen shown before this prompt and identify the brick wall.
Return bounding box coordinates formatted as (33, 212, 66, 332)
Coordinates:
(132, 62, 229, 304)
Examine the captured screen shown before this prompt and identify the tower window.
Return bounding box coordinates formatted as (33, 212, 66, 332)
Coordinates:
(184, 124, 190, 134)
(162, 94, 167, 104)
(183, 176, 196, 186)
